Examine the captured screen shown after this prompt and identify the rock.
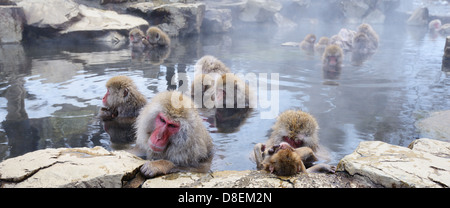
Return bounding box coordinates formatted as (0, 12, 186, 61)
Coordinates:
(340, 0, 370, 23)
(273, 13, 297, 28)
(339, 0, 400, 24)
(407, 7, 429, 26)
(141, 170, 379, 188)
(238, 0, 282, 23)
(337, 139, 450, 188)
(60, 4, 148, 34)
(415, 110, 450, 141)
(0, 146, 145, 188)
(149, 3, 206, 37)
(201, 8, 232, 33)
(16, 0, 81, 29)
(0, 6, 25, 43)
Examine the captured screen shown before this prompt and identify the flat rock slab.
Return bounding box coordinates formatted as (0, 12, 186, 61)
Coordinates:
(141, 170, 379, 188)
(0, 147, 145, 188)
(337, 139, 450, 188)
(416, 110, 450, 141)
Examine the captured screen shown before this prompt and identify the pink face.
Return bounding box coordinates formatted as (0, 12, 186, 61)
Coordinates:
(328, 56, 338, 66)
(102, 89, 109, 106)
(149, 113, 180, 152)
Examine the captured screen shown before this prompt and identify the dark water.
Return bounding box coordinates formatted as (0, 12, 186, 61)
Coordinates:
(1, 21, 450, 171)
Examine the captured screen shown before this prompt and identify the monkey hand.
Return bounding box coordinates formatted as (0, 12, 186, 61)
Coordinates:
(306, 163, 336, 174)
(140, 160, 176, 178)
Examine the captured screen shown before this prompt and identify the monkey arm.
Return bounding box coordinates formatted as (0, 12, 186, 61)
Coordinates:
(140, 160, 176, 178)
(294, 147, 318, 167)
(253, 143, 265, 170)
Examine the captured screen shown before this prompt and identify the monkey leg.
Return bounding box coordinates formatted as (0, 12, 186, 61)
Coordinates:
(294, 147, 318, 167)
(140, 160, 176, 178)
(306, 164, 336, 174)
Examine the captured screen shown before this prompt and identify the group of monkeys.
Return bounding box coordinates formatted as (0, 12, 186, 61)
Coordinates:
(97, 23, 379, 178)
(294, 23, 380, 77)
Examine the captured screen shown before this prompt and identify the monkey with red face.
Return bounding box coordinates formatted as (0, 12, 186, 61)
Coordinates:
(99, 76, 147, 120)
(135, 91, 213, 178)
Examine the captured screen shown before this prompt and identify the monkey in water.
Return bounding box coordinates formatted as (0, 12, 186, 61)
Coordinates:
(322, 44, 344, 80)
(194, 55, 231, 75)
(314, 37, 330, 55)
(129, 28, 148, 51)
(146, 26, 171, 48)
(356, 23, 379, 50)
(299, 34, 316, 52)
(98, 76, 147, 120)
(254, 110, 335, 176)
(135, 91, 213, 178)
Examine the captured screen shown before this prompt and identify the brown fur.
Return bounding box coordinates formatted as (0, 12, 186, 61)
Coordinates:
(99, 75, 147, 120)
(266, 110, 319, 152)
(356, 23, 379, 49)
(299, 34, 316, 51)
(262, 145, 306, 176)
(314, 37, 330, 54)
(322, 44, 344, 66)
(215, 73, 255, 109)
(146, 26, 171, 47)
(194, 55, 231, 75)
(135, 91, 213, 178)
(129, 28, 147, 49)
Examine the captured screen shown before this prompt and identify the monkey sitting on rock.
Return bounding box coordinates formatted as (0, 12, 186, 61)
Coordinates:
(254, 110, 335, 176)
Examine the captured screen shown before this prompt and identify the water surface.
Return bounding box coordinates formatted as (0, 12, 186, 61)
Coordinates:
(1, 22, 449, 171)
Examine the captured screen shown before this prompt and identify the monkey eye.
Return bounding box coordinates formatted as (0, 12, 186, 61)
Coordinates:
(168, 123, 178, 128)
(159, 116, 166, 124)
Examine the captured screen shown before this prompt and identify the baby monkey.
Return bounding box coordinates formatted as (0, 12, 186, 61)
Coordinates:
(146, 26, 171, 48)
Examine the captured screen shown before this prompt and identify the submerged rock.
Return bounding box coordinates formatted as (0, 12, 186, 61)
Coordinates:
(415, 110, 450, 141)
(337, 139, 450, 188)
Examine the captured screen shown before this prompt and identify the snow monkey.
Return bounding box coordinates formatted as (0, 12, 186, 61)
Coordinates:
(135, 91, 213, 178)
(99, 75, 147, 120)
(128, 28, 148, 50)
(146, 26, 171, 48)
(253, 110, 335, 176)
(299, 34, 317, 51)
(356, 23, 379, 50)
(322, 44, 344, 68)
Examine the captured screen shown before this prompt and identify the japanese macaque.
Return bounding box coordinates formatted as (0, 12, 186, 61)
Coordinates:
(322, 44, 343, 68)
(190, 73, 216, 108)
(322, 45, 344, 80)
(429, 19, 442, 31)
(253, 110, 335, 176)
(98, 76, 147, 120)
(215, 73, 255, 109)
(266, 110, 319, 151)
(194, 55, 231, 75)
(356, 23, 379, 50)
(146, 26, 171, 48)
(314, 37, 330, 54)
(299, 34, 316, 51)
(135, 91, 213, 178)
(129, 28, 148, 50)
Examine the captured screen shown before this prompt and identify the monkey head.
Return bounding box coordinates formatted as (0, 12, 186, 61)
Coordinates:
(304, 34, 316, 44)
(270, 110, 319, 151)
(261, 142, 304, 176)
(323, 44, 343, 67)
(102, 76, 137, 108)
(129, 28, 145, 44)
(135, 91, 212, 167)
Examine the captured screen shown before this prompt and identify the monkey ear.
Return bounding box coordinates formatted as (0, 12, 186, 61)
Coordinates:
(123, 89, 129, 98)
